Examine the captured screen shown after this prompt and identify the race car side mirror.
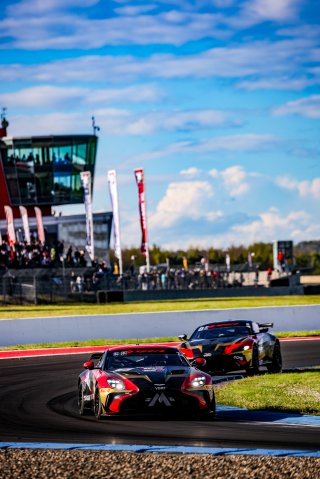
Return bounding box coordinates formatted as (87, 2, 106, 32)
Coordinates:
(178, 334, 188, 341)
(193, 357, 206, 368)
(83, 360, 94, 370)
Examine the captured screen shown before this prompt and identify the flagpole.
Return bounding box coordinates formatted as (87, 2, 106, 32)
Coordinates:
(107, 170, 123, 275)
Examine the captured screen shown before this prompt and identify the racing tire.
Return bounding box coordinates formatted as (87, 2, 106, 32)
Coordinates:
(246, 347, 259, 376)
(190, 395, 216, 421)
(94, 387, 103, 420)
(210, 395, 216, 417)
(267, 343, 282, 374)
(78, 384, 91, 416)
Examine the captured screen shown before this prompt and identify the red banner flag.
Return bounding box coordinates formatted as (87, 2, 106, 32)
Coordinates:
(34, 207, 45, 244)
(4, 205, 16, 247)
(134, 168, 148, 257)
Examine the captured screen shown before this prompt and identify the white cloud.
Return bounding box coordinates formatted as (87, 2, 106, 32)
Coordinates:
(241, 0, 302, 23)
(0, 36, 318, 89)
(209, 165, 249, 196)
(236, 76, 319, 91)
(134, 133, 277, 163)
(231, 207, 312, 244)
(221, 165, 249, 196)
(6, 108, 239, 137)
(273, 95, 320, 119)
(0, 84, 162, 109)
(6, 0, 99, 16)
(276, 176, 320, 199)
(152, 206, 320, 250)
(0, 9, 227, 50)
(1, 0, 307, 52)
(180, 167, 201, 178)
(114, 4, 158, 16)
(149, 181, 215, 228)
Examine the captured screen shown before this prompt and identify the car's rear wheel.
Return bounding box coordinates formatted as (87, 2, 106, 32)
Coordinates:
(246, 347, 259, 376)
(267, 343, 282, 373)
(78, 384, 86, 416)
(94, 387, 103, 420)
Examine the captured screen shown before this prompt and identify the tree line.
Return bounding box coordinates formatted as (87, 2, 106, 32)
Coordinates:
(109, 241, 320, 273)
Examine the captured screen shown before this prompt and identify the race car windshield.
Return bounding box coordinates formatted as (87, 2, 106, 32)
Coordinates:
(106, 352, 189, 370)
(190, 325, 251, 340)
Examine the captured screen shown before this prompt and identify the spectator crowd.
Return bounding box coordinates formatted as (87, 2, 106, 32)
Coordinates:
(0, 239, 268, 295)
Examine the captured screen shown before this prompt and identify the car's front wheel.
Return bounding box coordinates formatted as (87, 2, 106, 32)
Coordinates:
(78, 384, 90, 416)
(94, 387, 103, 420)
(267, 343, 282, 373)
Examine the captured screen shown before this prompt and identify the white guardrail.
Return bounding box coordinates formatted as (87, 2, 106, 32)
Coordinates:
(0, 305, 319, 347)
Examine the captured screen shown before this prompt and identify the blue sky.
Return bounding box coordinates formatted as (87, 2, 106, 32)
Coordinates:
(0, 0, 319, 249)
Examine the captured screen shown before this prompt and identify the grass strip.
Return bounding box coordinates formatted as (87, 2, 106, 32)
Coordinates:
(276, 330, 320, 337)
(0, 295, 319, 320)
(0, 330, 319, 351)
(216, 371, 320, 416)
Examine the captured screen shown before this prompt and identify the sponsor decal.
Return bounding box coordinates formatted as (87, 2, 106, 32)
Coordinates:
(207, 322, 240, 329)
(154, 384, 166, 391)
(84, 394, 94, 402)
(147, 393, 174, 407)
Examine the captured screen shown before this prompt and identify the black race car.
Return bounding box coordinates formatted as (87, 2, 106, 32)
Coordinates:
(78, 345, 215, 419)
(178, 320, 282, 375)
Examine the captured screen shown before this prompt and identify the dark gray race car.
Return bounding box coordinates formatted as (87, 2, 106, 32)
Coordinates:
(178, 319, 282, 375)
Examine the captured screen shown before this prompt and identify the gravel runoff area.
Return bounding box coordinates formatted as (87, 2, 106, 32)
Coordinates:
(1, 450, 319, 479)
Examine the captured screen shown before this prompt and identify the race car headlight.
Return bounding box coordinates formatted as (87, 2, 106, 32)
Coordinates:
(224, 341, 252, 354)
(190, 376, 206, 388)
(106, 378, 126, 390)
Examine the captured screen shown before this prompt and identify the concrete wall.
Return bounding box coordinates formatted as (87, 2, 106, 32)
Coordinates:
(121, 286, 304, 302)
(0, 305, 319, 347)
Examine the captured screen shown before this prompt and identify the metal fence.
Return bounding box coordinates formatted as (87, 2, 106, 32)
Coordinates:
(0, 265, 275, 305)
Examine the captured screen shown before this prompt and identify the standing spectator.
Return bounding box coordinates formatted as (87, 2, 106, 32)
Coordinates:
(66, 246, 73, 266)
(76, 275, 84, 293)
(267, 266, 272, 287)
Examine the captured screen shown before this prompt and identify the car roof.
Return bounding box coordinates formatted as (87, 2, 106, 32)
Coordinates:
(195, 319, 253, 329)
(104, 344, 180, 353)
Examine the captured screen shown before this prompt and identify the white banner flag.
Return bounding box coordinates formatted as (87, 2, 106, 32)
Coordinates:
(80, 171, 94, 261)
(107, 170, 123, 274)
(34, 207, 45, 243)
(4, 205, 16, 247)
(19, 206, 31, 244)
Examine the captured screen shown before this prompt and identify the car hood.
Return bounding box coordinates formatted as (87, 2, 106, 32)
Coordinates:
(111, 365, 190, 384)
(188, 335, 249, 349)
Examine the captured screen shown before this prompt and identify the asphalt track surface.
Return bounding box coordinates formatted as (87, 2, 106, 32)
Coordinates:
(0, 340, 319, 451)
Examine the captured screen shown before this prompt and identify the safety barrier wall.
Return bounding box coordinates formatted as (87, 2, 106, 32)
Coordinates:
(0, 305, 319, 347)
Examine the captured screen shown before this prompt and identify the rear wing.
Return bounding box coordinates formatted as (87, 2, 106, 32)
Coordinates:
(258, 322, 274, 331)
